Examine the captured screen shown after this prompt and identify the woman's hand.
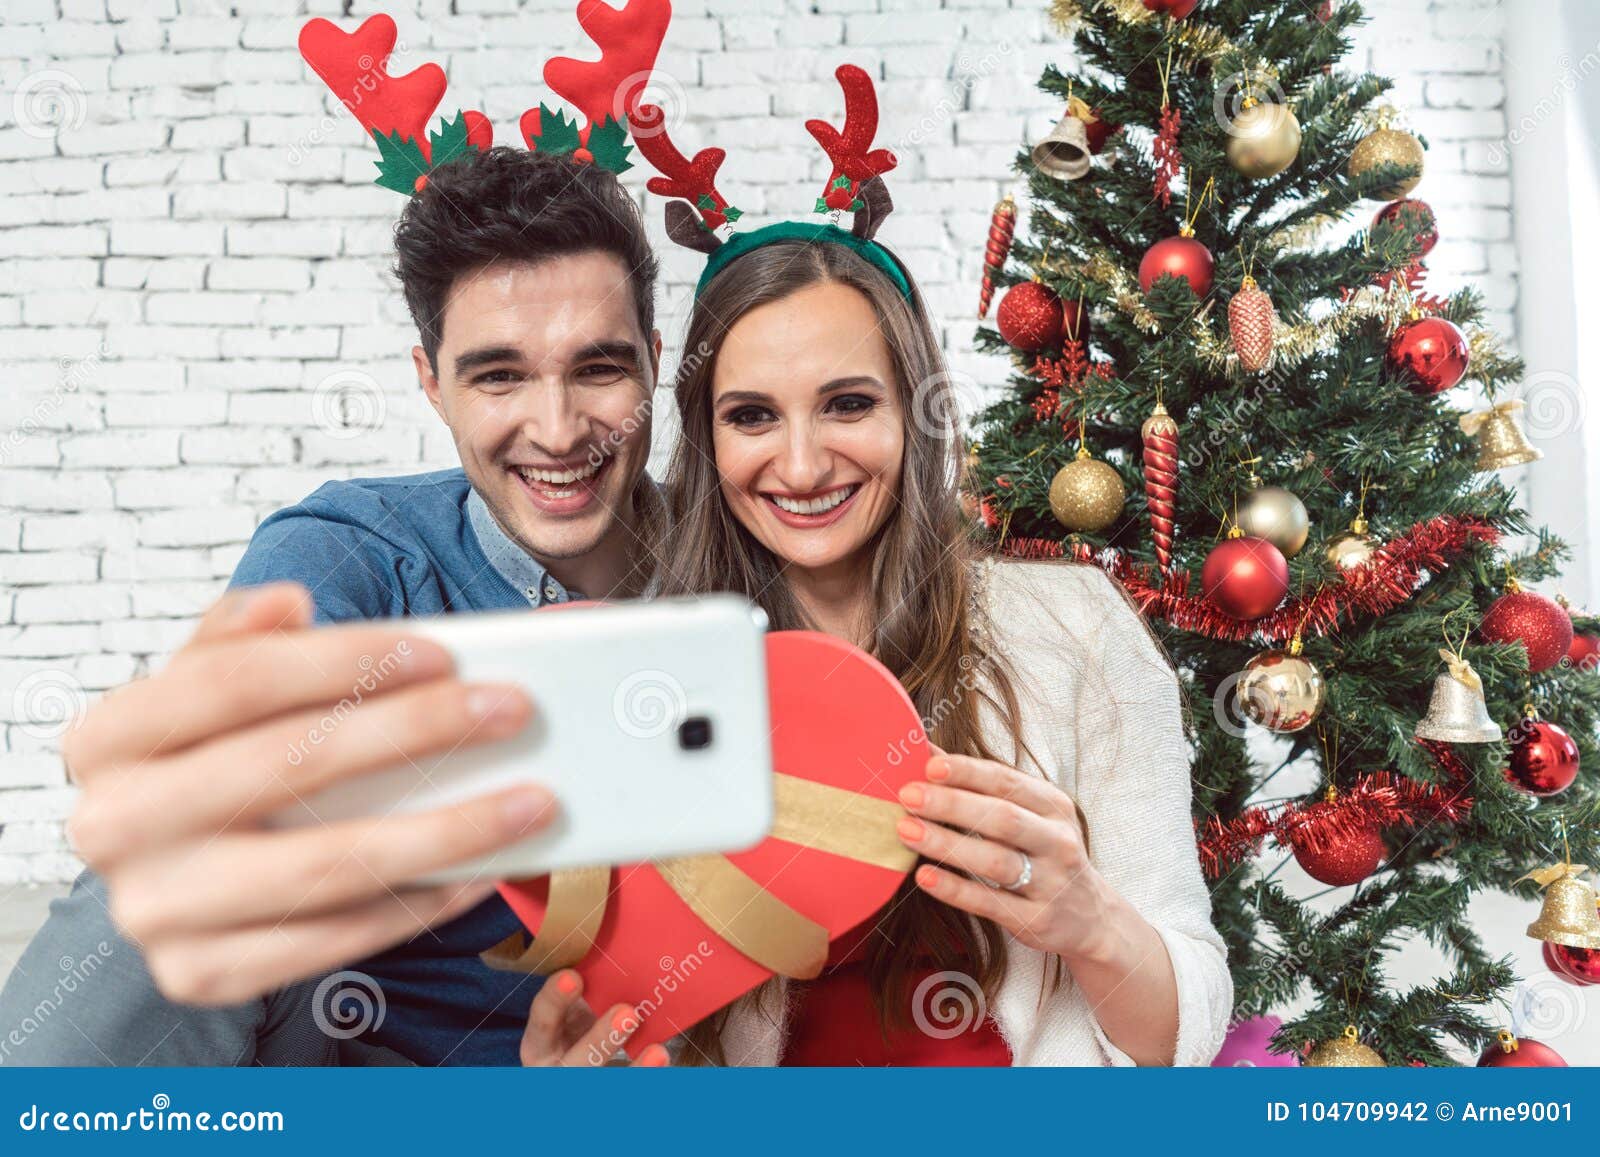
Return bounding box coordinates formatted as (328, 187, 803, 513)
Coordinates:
(894, 748, 1122, 964)
(520, 969, 671, 1067)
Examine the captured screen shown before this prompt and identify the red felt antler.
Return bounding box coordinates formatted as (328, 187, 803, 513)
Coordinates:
(548, 0, 672, 129)
(299, 14, 490, 163)
(632, 102, 734, 229)
(806, 64, 897, 212)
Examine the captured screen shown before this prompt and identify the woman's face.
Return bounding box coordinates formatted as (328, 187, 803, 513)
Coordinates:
(710, 279, 905, 577)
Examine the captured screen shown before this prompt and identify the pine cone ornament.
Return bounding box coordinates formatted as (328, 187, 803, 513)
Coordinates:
(1228, 276, 1276, 372)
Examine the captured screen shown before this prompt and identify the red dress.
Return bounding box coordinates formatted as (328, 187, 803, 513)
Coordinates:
(778, 924, 1013, 1066)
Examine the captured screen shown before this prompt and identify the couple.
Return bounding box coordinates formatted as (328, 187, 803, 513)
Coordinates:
(2, 144, 1230, 1068)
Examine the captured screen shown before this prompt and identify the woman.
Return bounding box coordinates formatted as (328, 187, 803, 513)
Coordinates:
(520, 231, 1232, 1068)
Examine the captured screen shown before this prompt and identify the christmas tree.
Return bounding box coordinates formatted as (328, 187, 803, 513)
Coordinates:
(968, 0, 1600, 1065)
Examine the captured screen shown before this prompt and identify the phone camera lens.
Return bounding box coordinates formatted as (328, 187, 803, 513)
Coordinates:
(678, 716, 713, 750)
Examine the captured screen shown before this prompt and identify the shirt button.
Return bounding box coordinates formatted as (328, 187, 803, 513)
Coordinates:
(543, 582, 560, 602)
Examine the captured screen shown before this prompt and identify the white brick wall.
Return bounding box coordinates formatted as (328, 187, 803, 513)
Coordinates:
(0, 0, 1518, 883)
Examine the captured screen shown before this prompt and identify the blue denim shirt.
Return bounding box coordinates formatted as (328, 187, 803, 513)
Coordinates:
(229, 467, 574, 1065)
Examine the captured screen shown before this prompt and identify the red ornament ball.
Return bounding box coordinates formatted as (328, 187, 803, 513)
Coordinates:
(1201, 534, 1289, 620)
(1292, 824, 1387, 886)
(1386, 315, 1470, 394)
(1373, 199, 1439, 257)
(1567, 632, 1600, 672)
(1504, 717, 1580, 797)
(1545, 939, 1600, 986)
(1143, 0, 1200, 15)
(1139, 234, 1215, 297)
(1480, 589, 1575, 673)
(996, 281, 1064, 351)
(1477, 1036, 1567, 1067)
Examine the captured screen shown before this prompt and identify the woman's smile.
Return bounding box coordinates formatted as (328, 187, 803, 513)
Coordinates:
(762, 482, 863, 527)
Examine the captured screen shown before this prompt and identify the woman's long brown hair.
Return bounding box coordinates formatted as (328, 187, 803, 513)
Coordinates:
(655, 240, 1034, 1064)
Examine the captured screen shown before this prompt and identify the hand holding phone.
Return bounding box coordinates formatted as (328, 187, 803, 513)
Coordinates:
(267, 594, 776, 883)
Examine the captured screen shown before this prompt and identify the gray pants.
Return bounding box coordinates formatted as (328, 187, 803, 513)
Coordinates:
(0, 870, 407, 1066)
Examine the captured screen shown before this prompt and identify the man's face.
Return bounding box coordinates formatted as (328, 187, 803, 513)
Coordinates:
(415, 252, 659, 567)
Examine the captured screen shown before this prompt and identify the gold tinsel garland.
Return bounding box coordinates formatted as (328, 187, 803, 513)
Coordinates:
(1192, 280, 1415, 372)
(1049, 0, 1273, 81)
(1081, 252, 1162, 334)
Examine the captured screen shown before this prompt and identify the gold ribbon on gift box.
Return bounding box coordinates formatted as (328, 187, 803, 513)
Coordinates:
(480, 772, 918, 981)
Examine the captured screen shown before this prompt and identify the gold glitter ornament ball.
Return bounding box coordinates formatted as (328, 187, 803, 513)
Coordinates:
(1225, 100, 1301, 180)
(1303, 1026, 1387, 1067)
(1049, 449, 1126, 532)
(1348, 126, 1425, 201)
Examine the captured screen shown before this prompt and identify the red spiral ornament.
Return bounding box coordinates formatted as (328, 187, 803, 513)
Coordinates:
(1141, 403, 1179, 572)
(978, 195, 1017, 319)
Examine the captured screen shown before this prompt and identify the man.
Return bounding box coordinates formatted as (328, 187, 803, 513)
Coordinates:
(0, 147, 665, 1066)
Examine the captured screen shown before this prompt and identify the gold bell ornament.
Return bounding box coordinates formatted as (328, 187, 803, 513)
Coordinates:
(1460, 399, 1543, 472)
(1032, 103, 1092, 180)
(1236, 633, 1326, 733)
(1520, 862, 1600, 950)
(1414, 648, 1502, 743)
(1303, 1025, 1387, 1067)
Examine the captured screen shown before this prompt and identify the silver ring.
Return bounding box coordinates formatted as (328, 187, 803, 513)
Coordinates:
(1001, 851, 1032, 892)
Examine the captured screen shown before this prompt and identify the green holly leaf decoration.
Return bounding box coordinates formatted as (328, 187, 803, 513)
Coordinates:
(723, 205, 743, 222)
(697, 193, 717, 210)
(848, 198, 864, 211)
(528, 103, 582, 156)
(831, 174, 852, 190)
(427, 111, 479, 172)
(814, 196, 829, 213)
(586, 114, 633, 174)
(370, 128, 430, 195)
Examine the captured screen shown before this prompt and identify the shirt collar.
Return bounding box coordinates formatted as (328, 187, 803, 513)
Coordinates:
(465, 486, 579, 608)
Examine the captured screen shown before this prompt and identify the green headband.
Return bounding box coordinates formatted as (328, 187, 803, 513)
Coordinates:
(694, 221, 914, 303)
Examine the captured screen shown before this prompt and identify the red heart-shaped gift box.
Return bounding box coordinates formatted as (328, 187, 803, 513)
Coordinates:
(496, 629, 926, 1053)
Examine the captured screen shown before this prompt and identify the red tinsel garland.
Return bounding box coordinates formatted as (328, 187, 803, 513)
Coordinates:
(1001, 513, 1500, 643)
(1196, 740, 1474, 878)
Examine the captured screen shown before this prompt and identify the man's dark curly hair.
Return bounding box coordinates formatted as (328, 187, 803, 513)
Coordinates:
(393, 146, 659, 370)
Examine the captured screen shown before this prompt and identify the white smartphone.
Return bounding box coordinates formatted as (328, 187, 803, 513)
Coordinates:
(266, 594, 776, 883)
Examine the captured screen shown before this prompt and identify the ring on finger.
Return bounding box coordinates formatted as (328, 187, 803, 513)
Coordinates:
(1000, 851, 1032, 893)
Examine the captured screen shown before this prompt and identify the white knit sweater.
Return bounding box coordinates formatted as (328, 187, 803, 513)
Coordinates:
(712, 558, 1234, 1066)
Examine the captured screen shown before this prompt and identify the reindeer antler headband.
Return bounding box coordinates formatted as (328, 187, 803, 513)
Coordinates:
(634, 63, 908, 302)
(298, 0, 672, 193)
(299, 5, 906, 300)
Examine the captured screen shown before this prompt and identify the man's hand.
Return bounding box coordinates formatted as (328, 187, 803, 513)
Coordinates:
(63, 581, 557, 1007)
(519, 969, 670, 1067)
